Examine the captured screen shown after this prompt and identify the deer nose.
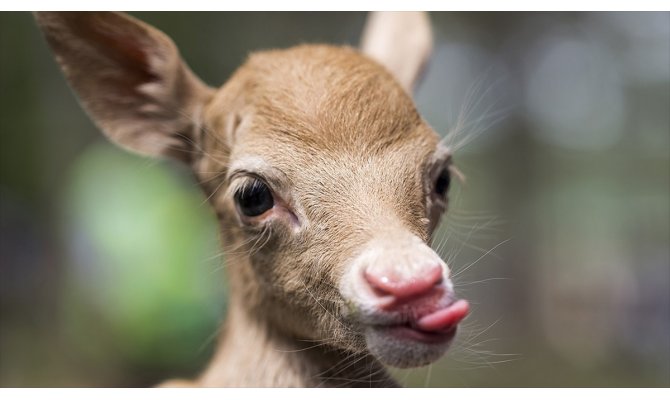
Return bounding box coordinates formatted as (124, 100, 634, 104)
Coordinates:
(364, 264, 444, 302)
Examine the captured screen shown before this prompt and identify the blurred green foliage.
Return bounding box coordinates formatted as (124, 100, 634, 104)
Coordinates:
(61, 144, 224, 369)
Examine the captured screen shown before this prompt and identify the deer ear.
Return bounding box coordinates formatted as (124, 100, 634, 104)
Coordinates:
(34, 12, 214, 162)
(360, 11, 433, 93)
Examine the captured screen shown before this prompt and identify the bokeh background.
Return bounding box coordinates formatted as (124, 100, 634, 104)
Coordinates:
(1, 12, 668, 387)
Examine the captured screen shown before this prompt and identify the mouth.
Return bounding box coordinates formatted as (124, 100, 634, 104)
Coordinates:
(362, 299, 470, 368)
(373, 299, 469, 344)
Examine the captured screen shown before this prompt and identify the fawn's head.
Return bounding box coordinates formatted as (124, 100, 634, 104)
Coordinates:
(36, 12, 469, 369)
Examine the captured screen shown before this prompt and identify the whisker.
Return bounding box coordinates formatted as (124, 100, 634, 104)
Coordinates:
(452, 237, 512, 279)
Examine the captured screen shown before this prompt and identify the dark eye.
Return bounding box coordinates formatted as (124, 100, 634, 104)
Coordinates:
(434, 168, 451, 197)
(234, 179, 274, 217)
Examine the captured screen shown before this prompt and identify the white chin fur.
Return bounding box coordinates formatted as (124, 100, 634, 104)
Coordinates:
(364, 326, 452, 368)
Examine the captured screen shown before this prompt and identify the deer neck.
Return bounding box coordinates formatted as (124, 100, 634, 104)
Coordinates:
(198, 287, 398, 387)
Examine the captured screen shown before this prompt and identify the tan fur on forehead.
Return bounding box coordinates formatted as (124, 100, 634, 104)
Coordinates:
(211, 44, 434, 154)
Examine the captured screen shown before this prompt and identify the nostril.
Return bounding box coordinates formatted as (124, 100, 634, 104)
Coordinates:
(364, 264, 444, 301)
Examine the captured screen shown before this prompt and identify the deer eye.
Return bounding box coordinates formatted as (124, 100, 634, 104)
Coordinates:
(434, 168, 451, 197)
(235, 179, 274, 217)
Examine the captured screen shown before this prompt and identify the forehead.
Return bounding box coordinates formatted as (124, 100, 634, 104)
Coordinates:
(230, 44, 438, 156)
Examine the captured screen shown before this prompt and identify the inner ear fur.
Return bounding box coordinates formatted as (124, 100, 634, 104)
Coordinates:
(34, 12, 214, 162)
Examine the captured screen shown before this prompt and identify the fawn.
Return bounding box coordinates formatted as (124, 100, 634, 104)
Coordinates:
(35, 11, 470, 387)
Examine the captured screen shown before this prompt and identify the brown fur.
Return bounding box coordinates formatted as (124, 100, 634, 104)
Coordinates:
(35, 12, 448, 387)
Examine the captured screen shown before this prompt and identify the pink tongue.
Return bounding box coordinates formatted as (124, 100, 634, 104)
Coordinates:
(416, 299, 470, 332)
